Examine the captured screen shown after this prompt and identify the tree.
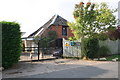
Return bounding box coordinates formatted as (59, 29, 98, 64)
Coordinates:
(48, 31, 57, 40)
(68, 37, 77, 41)
(68, 2, 117, 59)
(33, 31, 57, 46)
(33, 36, 51, 58)
(68, 2, 117, 39)
(33, 31, 57, 58)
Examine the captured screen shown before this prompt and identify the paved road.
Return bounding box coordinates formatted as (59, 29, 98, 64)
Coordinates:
(20, 62, 118, 78)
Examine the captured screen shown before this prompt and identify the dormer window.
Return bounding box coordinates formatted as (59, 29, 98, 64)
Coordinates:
(62, 27, 67, 36)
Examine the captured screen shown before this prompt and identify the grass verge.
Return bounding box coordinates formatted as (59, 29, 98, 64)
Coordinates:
(105, 54, 120, 61)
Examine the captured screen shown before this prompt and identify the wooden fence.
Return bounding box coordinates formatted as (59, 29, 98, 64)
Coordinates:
(63, 38, 81, 57)
(99, 39, 120, 55)
(63, 38, 120, 57)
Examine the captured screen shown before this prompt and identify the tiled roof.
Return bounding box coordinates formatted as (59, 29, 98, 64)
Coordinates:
(28, 15, 68, 38)
(51, 15, 68, 26)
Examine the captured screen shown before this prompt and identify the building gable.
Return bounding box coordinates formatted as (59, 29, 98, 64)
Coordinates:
(28, 15, 74, 39)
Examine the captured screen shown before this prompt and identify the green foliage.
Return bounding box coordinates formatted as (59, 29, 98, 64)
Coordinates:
(107, 26, 116, 31)
(98, 46, 110, 57)
(0, 22, 2, 67)
(34, 36, 51, 53)
(1, 21, 21, 69)
(106, 54, 120, 61)
(33, 36, 40, 45)
(68, 37, 77, 41)
(48, 31, 57, 40)
(68, 2, 117, 39)
(33, 36, 52, 56)
(34, 30, 57, 45)
(68, 2, 117, 59)
(39, 37, 54, 55)
(34, 31, 57, 48)
(107, 27, 119, 40)
(39, 37, 51, 49)
(96, 3, 117, 32)
(109, 37, 118, 41)
(81, 37, 99, 59)
(98, 33, 108, 41)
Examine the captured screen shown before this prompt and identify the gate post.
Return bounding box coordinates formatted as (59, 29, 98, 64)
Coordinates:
(38, 42, 40, 60)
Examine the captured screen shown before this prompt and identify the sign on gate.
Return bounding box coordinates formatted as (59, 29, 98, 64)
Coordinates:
(65, 42, 69, 47)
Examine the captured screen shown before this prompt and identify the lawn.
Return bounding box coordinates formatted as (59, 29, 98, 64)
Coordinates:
(105, 54, 120, 61)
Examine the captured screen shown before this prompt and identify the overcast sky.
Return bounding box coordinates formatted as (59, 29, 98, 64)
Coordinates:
(0, 0, 119, 37)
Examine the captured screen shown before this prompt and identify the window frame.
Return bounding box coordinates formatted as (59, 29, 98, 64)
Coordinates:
(62, 26, 67, 36)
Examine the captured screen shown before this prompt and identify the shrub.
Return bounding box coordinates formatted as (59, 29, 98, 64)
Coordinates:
(39, 37, 51, 48)
(98, 33, 108, 41)
(81, 37, 99, 59)
(109, 37, 118, 41)
(1, 21, 21, 69)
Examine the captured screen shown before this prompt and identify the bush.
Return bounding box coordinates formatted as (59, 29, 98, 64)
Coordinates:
(98, 33, 108, 41)
(109, 37, 118, 41)
(98, 46, 110, 57)
(81, 37, 99, 59)
(1, 21, 21, 69)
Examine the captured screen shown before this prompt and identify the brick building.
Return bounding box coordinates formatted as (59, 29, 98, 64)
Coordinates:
(23, 15, 74, 48)
(28, 14, 74, 39)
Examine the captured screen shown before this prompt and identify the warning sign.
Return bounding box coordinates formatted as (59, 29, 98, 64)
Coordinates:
(65, 42, 69, 46)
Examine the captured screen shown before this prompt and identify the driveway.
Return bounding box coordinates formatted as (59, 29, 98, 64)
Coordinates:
(2, 59, 118, 78)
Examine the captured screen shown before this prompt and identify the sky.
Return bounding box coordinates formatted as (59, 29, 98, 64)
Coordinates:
(0, 0, 119, 37)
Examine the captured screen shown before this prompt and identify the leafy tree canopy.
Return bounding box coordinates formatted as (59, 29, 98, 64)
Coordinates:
(68, 2, 117, 39)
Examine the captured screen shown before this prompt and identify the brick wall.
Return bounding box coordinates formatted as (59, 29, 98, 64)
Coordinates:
(41, 25, 74, 39)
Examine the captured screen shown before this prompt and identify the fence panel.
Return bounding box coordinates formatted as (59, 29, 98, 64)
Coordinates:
(99, 39, 119, 55)
(63, 38, 119, 58)
(63, 38, 81, 57)
(118, 39, 120, 54)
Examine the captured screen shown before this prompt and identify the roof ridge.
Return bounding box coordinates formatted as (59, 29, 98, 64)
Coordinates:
(28, 15, 55, 38)
(28, 14, 68, 38)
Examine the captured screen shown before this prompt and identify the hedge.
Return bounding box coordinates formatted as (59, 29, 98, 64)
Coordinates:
(1, 21, 21, 69)
(0, 23, 2, 67)
(81, 37, 99, 59)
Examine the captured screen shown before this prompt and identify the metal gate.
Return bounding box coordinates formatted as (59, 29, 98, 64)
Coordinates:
(20, 44, 57, 61)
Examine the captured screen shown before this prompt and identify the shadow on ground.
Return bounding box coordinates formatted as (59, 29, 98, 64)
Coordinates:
(19, 64, 108, 78)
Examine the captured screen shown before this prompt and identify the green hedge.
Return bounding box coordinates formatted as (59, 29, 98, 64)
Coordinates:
(1, 21, 21, 69)
(81, 37, 99, 59)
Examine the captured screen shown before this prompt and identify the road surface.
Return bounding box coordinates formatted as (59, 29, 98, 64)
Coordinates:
(19, 61, 118, 78)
